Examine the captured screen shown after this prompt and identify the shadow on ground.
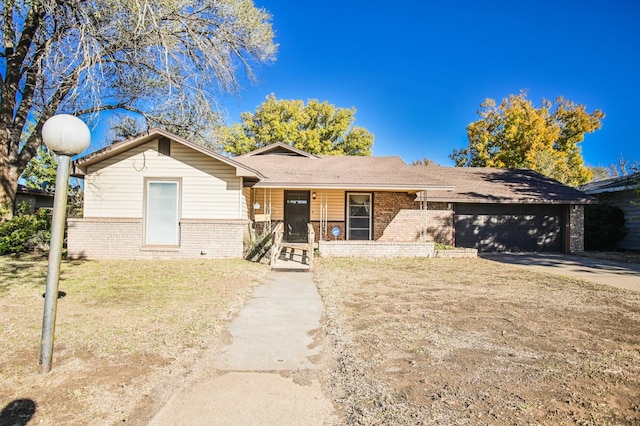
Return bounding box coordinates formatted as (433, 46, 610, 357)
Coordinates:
(0, 399, 37, 426)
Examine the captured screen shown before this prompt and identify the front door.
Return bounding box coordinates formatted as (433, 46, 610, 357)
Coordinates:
(284, 190, 310, 242)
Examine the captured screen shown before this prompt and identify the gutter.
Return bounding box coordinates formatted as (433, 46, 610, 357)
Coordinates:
(251, 182, 456, 192)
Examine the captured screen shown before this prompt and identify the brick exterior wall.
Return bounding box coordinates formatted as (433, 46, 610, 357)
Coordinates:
(373, 192, 453, 244)
(318, 240, 435, 258)
(373, 192, 415, 240)
(569, 204, 585, 253)
(67, 217, 248, 259)
(67, 218, 142, 259)
(311, 221, 346, 241)
(427, 210, 454, 245)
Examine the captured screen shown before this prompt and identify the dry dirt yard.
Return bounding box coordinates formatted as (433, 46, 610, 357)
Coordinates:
(0, 255, 269, 425)
(314, 257, 640, 425)
(2, 254, 639, 425)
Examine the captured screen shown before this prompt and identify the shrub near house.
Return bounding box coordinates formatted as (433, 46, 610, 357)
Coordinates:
(581, 173, 640, 251)
(584, 203, 627, 250)
(0, 205, 51, 254)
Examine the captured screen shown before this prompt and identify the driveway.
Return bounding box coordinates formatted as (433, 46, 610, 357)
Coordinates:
(481, 252, 640, 292)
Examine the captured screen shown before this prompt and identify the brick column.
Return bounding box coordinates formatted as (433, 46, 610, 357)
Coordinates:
(569, 204, 585, 253)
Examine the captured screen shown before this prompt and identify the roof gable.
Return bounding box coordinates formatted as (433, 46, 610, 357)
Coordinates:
(72, 128, 261, 178)
(238, 142, 320, 159)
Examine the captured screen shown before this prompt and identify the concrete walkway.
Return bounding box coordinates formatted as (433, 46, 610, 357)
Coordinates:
(482, 253, 640, 292)
(149, 272, 336, 425)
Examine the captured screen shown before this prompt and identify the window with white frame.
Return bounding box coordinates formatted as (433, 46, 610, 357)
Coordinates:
(145, 180, 180, 245)
(347, 193, 371, 240)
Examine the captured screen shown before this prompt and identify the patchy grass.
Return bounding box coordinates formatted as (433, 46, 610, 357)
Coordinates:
(4, 254, 640, 425)
(315, 257, 640, 425)
(0, 254, 269, 425)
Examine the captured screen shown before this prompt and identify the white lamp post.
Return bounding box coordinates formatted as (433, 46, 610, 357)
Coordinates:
(39, 114, 91, 373)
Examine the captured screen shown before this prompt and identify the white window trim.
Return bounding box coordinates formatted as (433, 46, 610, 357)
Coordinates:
(346, 192, 372, 240)
(143, 178, 182, 247)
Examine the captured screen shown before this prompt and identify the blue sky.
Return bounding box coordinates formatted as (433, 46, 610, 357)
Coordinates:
(216, 0, 640, 169)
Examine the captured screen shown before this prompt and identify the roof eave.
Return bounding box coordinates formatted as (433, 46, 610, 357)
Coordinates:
(422, 196, 597, 204)
(252, 182, 455, 191)
(583, 184, 640, 194)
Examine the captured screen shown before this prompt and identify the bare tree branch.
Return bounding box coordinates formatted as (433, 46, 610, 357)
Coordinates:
(0, 0, 277, 208)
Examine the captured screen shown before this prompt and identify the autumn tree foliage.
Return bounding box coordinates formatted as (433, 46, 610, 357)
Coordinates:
(1, 0, 277, 211)
(219, 94, 374, 156)
(411, 158, 439, 167)
(451, 92, 604, 186)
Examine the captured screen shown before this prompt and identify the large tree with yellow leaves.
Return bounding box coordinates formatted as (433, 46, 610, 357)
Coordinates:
(219, 94, 374, 156)
(451, 92, 604, 186)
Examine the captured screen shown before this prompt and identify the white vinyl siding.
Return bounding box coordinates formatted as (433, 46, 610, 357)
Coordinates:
(146, 181, 180, 245)
(84, 140, 245, 219)
(310, 190, 345, 221)
(250, 189, 284, 220)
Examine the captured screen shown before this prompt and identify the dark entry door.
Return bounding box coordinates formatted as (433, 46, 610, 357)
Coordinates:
(284, 191, 310, 242)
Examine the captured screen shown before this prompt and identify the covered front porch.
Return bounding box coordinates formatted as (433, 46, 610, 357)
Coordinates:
(246, 187, 454, 246)
(265, 218, 437, 271)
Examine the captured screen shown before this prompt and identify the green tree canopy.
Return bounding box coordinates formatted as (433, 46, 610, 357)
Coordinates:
(451, 92, 604, 186)
(1, 0, 277, 213)
(21, 145, 57, 191)
(218, 94, 374, 156)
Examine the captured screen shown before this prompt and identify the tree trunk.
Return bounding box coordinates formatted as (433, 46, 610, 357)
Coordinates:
(0, 159, 20, 219)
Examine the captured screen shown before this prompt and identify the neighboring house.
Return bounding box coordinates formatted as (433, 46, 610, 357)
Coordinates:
(15, 184, 55, 214)
(580, 173, 640, 251)
(67, 129, 592, 259)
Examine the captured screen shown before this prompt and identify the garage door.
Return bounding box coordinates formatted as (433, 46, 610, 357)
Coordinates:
(454, 203, 565, 252)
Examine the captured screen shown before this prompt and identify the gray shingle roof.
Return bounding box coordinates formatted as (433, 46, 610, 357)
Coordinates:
(74, 133, 593, 204)
(235, 153, 454, 190)
(414, 167, 595, 204)
(579, 172, 640, 194)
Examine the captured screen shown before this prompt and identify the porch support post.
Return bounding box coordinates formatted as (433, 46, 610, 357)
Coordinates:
(422, 190, 428, 242)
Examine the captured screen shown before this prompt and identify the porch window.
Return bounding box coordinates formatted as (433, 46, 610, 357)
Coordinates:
(145, 180, 180, 245)
(347, 193, 371, 240)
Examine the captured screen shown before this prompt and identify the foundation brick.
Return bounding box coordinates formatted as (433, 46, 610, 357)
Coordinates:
(67, 217, 247, 259)
(318, 240, 436, 258)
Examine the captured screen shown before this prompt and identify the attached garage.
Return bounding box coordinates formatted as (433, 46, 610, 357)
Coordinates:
(454, 203, 565, 252)
(416, 167, 595, 254)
